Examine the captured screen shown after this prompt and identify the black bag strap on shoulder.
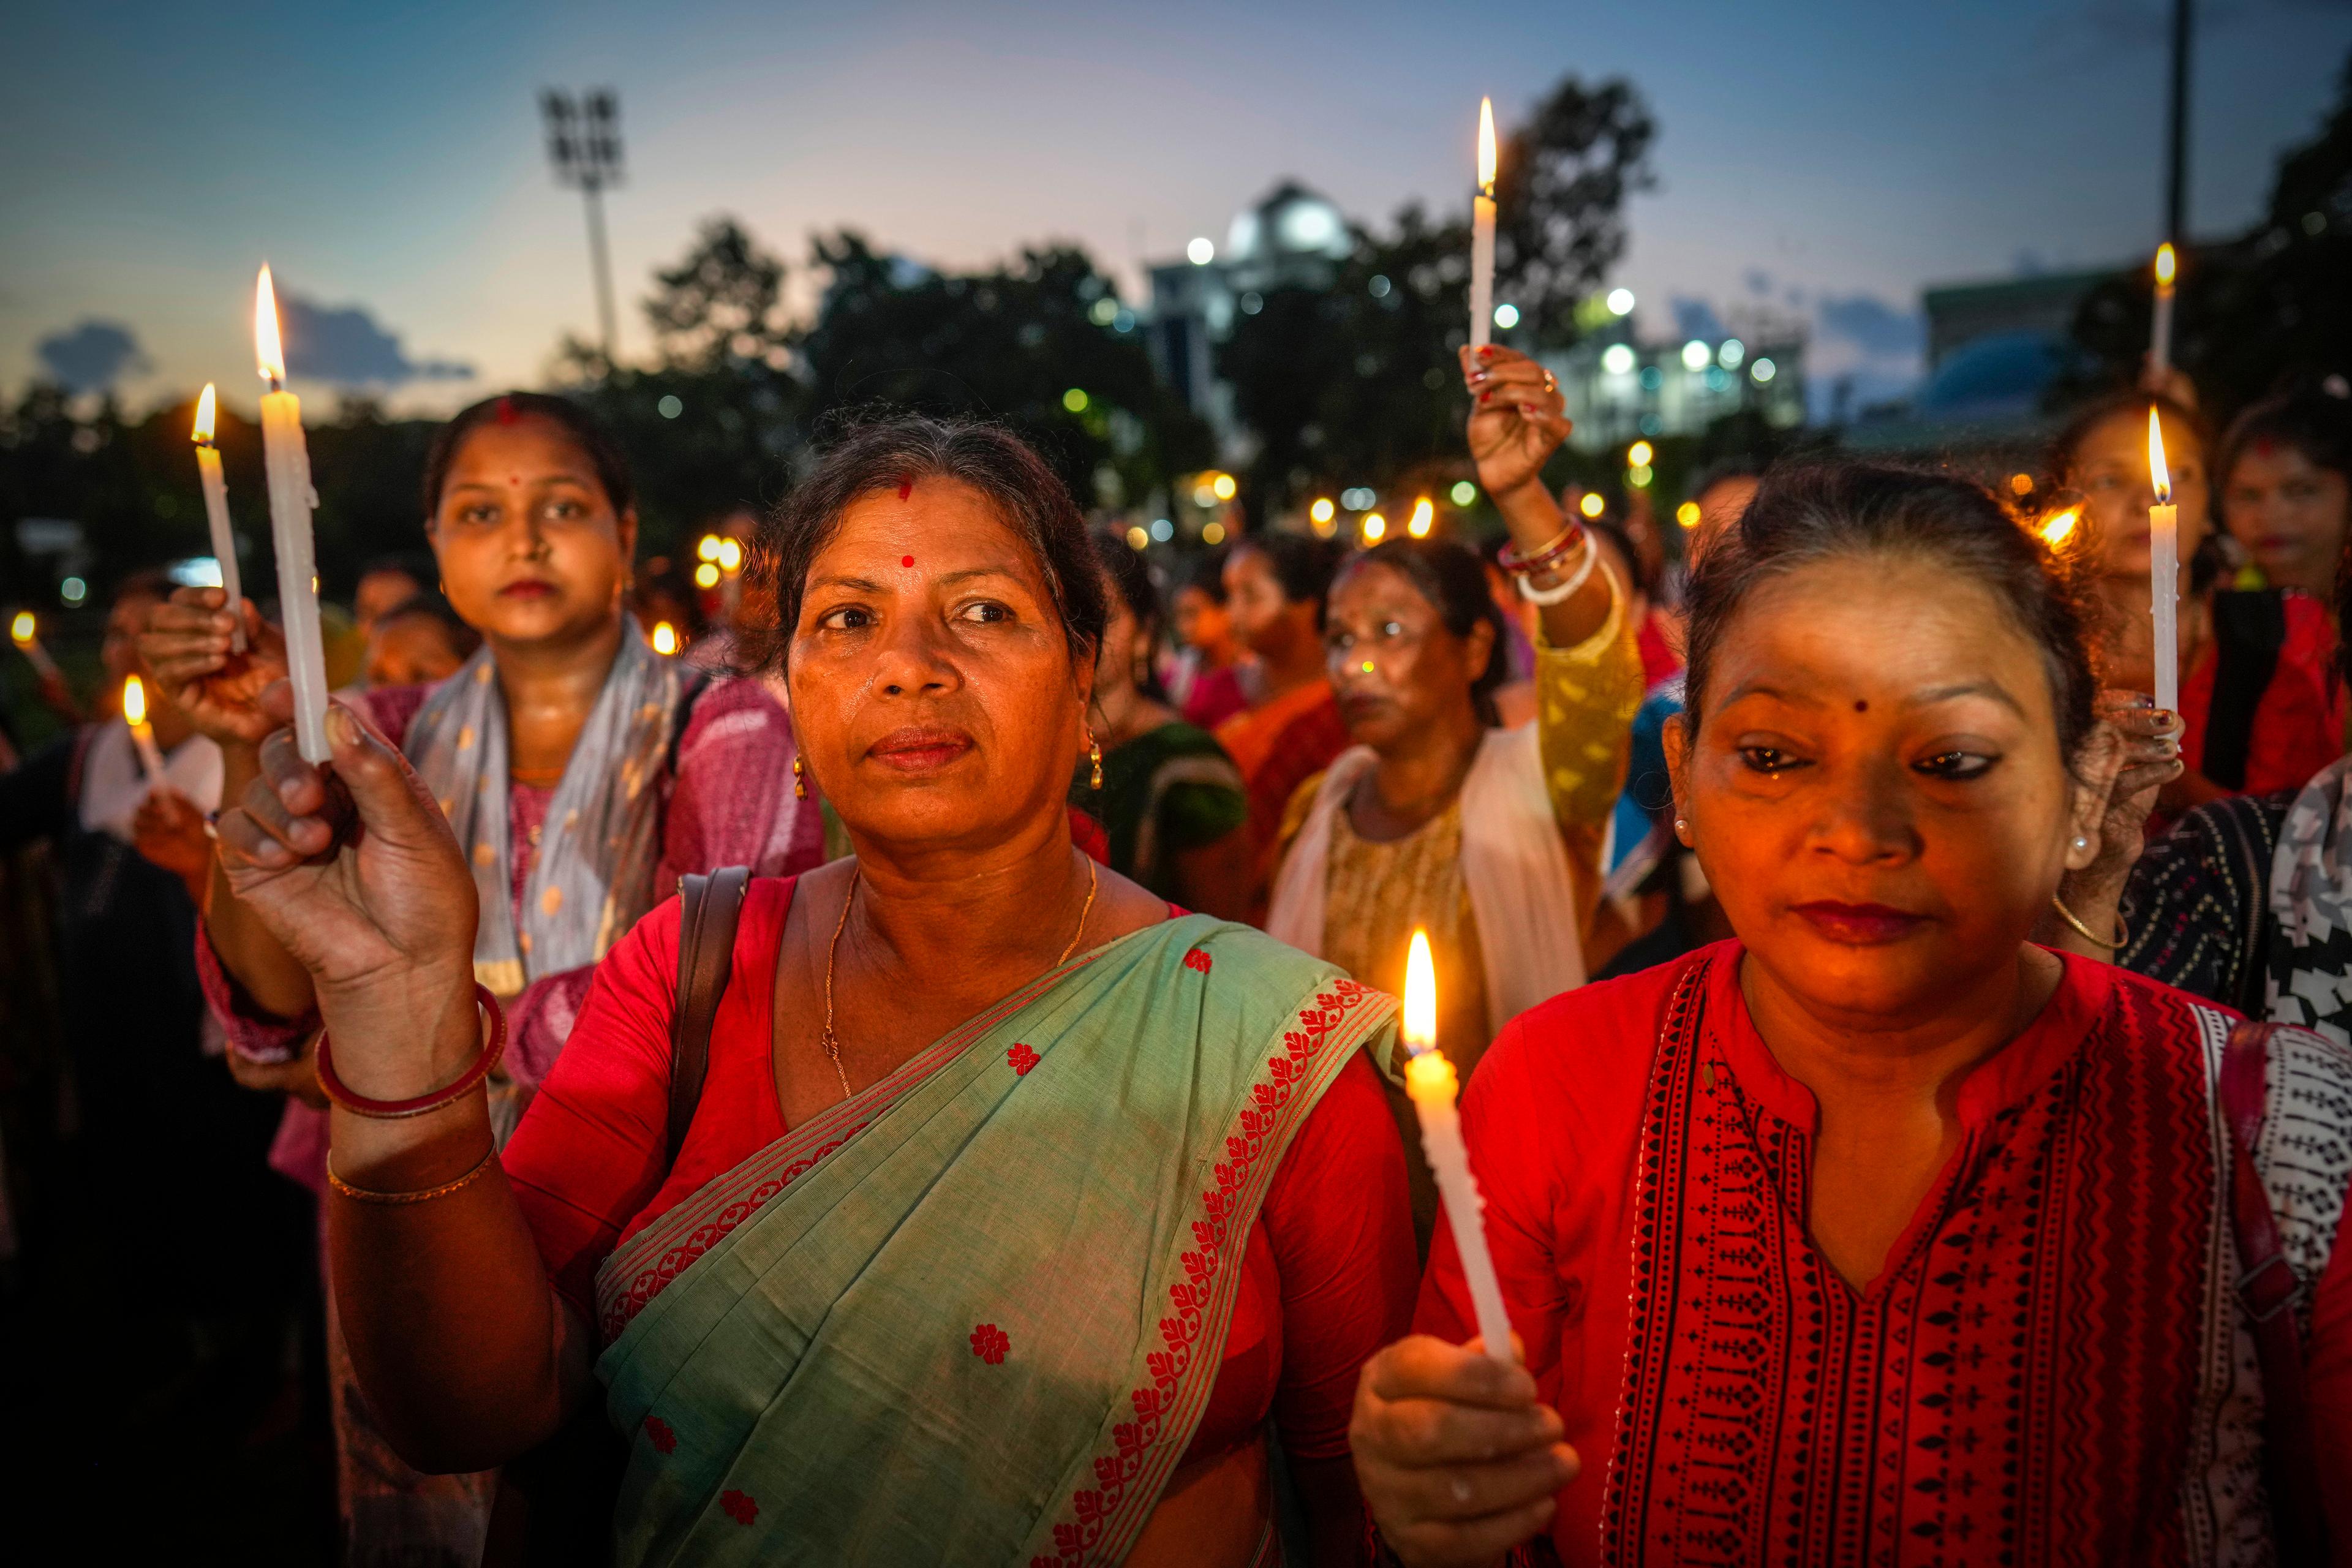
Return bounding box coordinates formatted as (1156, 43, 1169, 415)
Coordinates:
(2220, 1020, 2329, 1562)
(667, 865, 752, 1164)
(2204, 590, 2288, 791)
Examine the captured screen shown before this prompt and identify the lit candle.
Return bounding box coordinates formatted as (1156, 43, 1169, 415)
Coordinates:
(191, 384, 247, 652)
(254, 265, 331, 763)
(1401, 930, 1516, 1362)
(123, 674, 167, 787)
(10, 611, 62, 681)
(2148, 243, 2177, 378)
(2147, 406, 2179, 714)
(650, 620, 679, 657)
(1468, 97, 1497, 352)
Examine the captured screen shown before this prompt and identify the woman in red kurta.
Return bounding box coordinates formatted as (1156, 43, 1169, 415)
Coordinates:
(1350, 460, 2352, 1566)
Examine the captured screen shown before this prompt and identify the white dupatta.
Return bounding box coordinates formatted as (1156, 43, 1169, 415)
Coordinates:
(1265, 722, 1586, 1038)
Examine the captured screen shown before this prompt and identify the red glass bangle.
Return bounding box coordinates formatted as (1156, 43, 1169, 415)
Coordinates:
(1496, 519, 1587, 576)
(316, 982, 507, 1120)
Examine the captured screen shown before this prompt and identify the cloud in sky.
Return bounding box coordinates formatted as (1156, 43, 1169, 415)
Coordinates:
(37, 319, 149, 392)
(279, 293, 473, 386)
(1807, 292, 1929, 420)
(1815, 293, 1926, 361)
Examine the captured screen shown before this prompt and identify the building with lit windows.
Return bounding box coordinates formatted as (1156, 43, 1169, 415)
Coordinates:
(1145, 181, 1354, 458)
(1544, 309, 1809, 453)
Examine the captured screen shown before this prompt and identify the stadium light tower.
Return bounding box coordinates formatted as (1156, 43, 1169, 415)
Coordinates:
(540, 88, 624, 363)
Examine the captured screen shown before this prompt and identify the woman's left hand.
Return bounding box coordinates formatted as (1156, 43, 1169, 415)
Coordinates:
(2056, 694, 2183, 950)
(1460, 345, 1572, 502)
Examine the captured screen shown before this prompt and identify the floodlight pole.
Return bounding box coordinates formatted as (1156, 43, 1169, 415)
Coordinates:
(541, 88, 625, 366)
(582, 175, 619, 364)
(2164, 0, 2192, 246)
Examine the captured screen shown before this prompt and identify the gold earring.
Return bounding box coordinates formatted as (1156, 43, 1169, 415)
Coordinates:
(1089, 734, 1104, 791)
(792, 755, 807, 800)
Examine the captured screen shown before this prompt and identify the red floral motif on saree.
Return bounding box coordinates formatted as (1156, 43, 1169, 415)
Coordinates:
(643, 1415, 676, 1454)
(1183, 948, 1213, 974)
(1599, 959, 2215, 1566)
(718, 1488, 758, 1525)
(971, 1323, 1011, 1364)
(1009, 1042, 1040, 1076)
(1027, 978, 1372, 1568)
(600, 1125, 870, 1341)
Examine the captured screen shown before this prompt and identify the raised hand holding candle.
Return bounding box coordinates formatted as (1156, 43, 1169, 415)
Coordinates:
(2147, 406, 2179, 715)
(192, 385, 247, 652)
(123, 675, 167, 787)
(1401, 930, 1516, 1362)
(254, 265, 331, 763)
(11, 611, 62, 682)
(1468, 97, 1497, 352)
(2148, 243, 2177, 379)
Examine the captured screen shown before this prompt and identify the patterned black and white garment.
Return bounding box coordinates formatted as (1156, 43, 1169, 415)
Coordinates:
(2120, 756, 2352, 1046)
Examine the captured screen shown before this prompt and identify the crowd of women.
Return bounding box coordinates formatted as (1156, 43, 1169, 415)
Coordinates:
(7, 340, 2352, 1566)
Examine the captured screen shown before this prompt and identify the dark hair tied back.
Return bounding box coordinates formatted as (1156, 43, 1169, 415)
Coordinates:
(739, 413, 1107, 674)
(420, 391, 635, 521)
(1683, 462, 2098, 767)
(1343, 536, 1510, 726)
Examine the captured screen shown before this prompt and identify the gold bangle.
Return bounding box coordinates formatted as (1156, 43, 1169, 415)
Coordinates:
(327, 1145, 499, 1206)
(2051, 892, 2127, 949)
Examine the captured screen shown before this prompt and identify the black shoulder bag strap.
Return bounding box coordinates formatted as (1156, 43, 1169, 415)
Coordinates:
(2220, 1020, 2329, 1561)
(2204, 590, 2288, 791)
(667, 865, 751, 1163)
(496, 863, 750, 1567)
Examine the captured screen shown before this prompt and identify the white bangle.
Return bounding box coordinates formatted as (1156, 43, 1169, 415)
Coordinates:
(1516, 538, 1602, 606)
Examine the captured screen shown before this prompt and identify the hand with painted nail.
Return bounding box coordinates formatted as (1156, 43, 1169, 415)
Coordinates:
(1458, 344, 1572, 501)
(140, 584, 287, 748)
(214, 681, 478, 1083)
(1350, 1332, 1577, 1568)
(2054, 692, 2185, 953)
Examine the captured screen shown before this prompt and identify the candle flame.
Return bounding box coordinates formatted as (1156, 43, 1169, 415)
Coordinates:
(1407, 498, 1434, 538)
(255, 264, 285, 384)
(2154, 242, 2177, 290)
(2038, 506, 2081, 547)
(650, 621, 679, 656)
(2147, 406, 2172, 504)
(123, 674, 148, 727)
(1403, 929, 1437, 1053)
(10, 611, 33, 646)
(1476, 98, 1497, 194)
(194, 383, 217, 445)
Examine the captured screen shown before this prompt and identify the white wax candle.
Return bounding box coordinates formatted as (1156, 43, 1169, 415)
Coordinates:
(2147, 406, 2179, 715)
(255, 266, 331, 763)
(10, 614, 61, 681)
(193, 384, 246, 652)
(124, 676, 166, 787)
(1469, 98, 1497, 352)
(2149, 243, 2177, 377)
(2151, 502, 2179, 714)
(1402, 931, 1516, 1362)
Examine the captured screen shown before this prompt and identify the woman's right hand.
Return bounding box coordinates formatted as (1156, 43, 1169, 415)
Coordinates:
(140, 586, 288, 747)
(1460, 345, 1572, 502)
(216, 683, 482, 1098)
(1350, 1335, 1577, 1568)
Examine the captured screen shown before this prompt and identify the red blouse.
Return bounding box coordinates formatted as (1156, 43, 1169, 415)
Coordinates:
(2177, 589, 2343, 796)
(1419, 943, 2352, 1564)
(504, 876, 1418, 1468)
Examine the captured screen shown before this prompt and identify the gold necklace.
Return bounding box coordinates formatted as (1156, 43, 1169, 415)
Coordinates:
(816, 854, 1100, 1102)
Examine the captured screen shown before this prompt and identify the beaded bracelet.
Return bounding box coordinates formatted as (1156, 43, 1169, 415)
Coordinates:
(327, 1145, 499, 1206)
(316, 982, 507, 1120)
(1495, 518, 1588, 577)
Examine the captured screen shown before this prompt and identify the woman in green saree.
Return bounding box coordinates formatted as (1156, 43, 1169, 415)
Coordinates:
(1074, 530, 1256, 921)
(209, 414, 1418, 1566)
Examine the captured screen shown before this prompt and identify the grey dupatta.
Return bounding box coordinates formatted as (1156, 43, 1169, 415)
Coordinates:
(406, 622, 686, 1000)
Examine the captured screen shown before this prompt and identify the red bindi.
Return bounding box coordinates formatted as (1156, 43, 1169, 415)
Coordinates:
(897, 480, 913, 501)
(901, 555, 914, 568)
(1854, 699, 1869, 712)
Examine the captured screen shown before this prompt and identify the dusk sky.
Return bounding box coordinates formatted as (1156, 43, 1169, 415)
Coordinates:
(6, 0, 2348, 419)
